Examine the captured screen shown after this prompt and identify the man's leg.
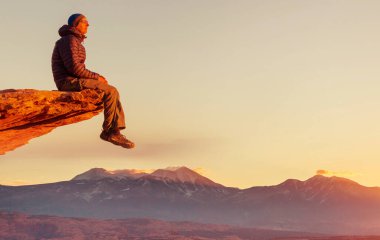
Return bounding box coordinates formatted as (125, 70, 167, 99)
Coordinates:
(79, 78, 126, 132)
(56, 78, 81, 92)
(100, 84, 126, 132)
(78, 78, 134, 148)
(116, 100, 126, 131)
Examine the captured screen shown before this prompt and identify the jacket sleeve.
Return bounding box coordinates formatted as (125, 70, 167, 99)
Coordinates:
(59, 37, 100, 80)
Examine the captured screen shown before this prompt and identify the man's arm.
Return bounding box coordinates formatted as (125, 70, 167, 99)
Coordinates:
(98, 75, 108, 84)
(59, 37, 100, 80)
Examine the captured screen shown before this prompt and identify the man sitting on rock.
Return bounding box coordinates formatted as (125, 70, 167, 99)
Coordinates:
(51, 13, 135, 149)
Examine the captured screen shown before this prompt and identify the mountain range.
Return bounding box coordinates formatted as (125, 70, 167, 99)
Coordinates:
(1, 166, 380, 234)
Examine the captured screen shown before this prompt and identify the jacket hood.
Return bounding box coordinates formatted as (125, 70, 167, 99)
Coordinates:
(58, 24, 86, 41)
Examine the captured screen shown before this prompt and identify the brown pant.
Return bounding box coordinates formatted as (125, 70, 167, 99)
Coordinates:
(57, 78, 126, 132)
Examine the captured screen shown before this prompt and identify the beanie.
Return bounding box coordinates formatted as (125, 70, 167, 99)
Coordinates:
(68, 13, 85, 27)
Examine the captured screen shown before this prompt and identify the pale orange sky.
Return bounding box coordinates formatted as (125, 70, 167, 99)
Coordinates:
(1, 0, 380, 188)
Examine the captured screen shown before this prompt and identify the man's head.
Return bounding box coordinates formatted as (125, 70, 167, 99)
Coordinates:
(68, 13, 89, 35)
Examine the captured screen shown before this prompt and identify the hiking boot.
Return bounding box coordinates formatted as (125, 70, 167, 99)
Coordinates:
(100, 130, 135, 149)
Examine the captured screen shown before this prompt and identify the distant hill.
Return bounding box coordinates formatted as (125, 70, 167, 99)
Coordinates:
(0, 211, 320, 240)
(1, 167, 380, 234)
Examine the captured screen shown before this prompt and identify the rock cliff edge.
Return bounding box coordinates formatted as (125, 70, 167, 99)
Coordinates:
(0, 89, 104, 155)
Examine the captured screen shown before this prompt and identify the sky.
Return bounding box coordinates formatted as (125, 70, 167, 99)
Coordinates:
(1, 0, 380, 189)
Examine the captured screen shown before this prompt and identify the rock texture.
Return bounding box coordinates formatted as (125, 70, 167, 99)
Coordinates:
(0, 89, 104, 155)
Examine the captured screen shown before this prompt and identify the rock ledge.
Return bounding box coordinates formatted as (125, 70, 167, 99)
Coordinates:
(0, 89, 104, 155)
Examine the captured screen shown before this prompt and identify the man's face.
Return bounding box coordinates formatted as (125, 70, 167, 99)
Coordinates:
(75, 17, 89, 35)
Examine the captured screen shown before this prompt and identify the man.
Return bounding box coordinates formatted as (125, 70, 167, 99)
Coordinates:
(52, 13, 135, 149)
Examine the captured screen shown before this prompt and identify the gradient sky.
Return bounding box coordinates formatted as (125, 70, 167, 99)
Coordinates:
(1, 0, 380, 189)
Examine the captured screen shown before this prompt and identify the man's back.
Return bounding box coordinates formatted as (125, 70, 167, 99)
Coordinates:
(52, 24, 98, 90)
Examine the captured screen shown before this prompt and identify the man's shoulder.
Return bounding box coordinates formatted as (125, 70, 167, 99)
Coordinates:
(56, 35, 81, 46)
(61, 34, 80, 42)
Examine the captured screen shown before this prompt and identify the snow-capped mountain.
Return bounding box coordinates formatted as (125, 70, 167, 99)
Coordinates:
(72, 166, 223, 187)
(146, 166, 222, 187)
(240, 174, 380, 204)
(72, 168, 148, 181)
(1, 168, 380, 235)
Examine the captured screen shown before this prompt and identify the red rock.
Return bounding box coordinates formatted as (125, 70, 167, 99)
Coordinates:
(0, 89, 104, 155)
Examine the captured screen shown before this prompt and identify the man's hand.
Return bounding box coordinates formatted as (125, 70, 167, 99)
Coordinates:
(99, 75, 108, 84)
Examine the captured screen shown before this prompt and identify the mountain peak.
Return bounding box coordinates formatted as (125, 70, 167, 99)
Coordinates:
(274, 174, 364, 193)
(306, 174, 329, 182)
(149, 167, 221, 187)
(163, 166, 188, 171)
(72, 166, 223, 187)
(72, 168, 148, 181)
(306, 174, 359, 186)
(72, 168, 111, 181)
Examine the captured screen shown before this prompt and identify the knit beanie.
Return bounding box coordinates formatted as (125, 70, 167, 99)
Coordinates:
(68, 13, 85, 27)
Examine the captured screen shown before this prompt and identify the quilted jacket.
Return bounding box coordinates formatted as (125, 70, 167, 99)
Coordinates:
(51, 25, 99, 90)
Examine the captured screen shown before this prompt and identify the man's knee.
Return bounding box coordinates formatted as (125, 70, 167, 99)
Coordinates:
(104, 85, 119, 97)
(79, 78, 119, 96)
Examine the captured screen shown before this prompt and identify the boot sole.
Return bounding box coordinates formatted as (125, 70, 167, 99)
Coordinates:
(100, 134, 135, 149)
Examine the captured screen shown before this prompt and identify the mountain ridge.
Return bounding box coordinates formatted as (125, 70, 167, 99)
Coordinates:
(71, 167, 377, 190)
(72, 166, 223, 188)
(2, 168, 380, 234)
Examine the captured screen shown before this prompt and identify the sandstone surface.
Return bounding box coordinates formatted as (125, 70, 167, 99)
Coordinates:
(0, 89, 104, 155)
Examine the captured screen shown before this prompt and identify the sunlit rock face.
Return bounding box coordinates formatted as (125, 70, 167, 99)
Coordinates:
(0, 89, 104, 155)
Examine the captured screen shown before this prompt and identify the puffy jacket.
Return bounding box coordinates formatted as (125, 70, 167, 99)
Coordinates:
(51, 25, 99, 89)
